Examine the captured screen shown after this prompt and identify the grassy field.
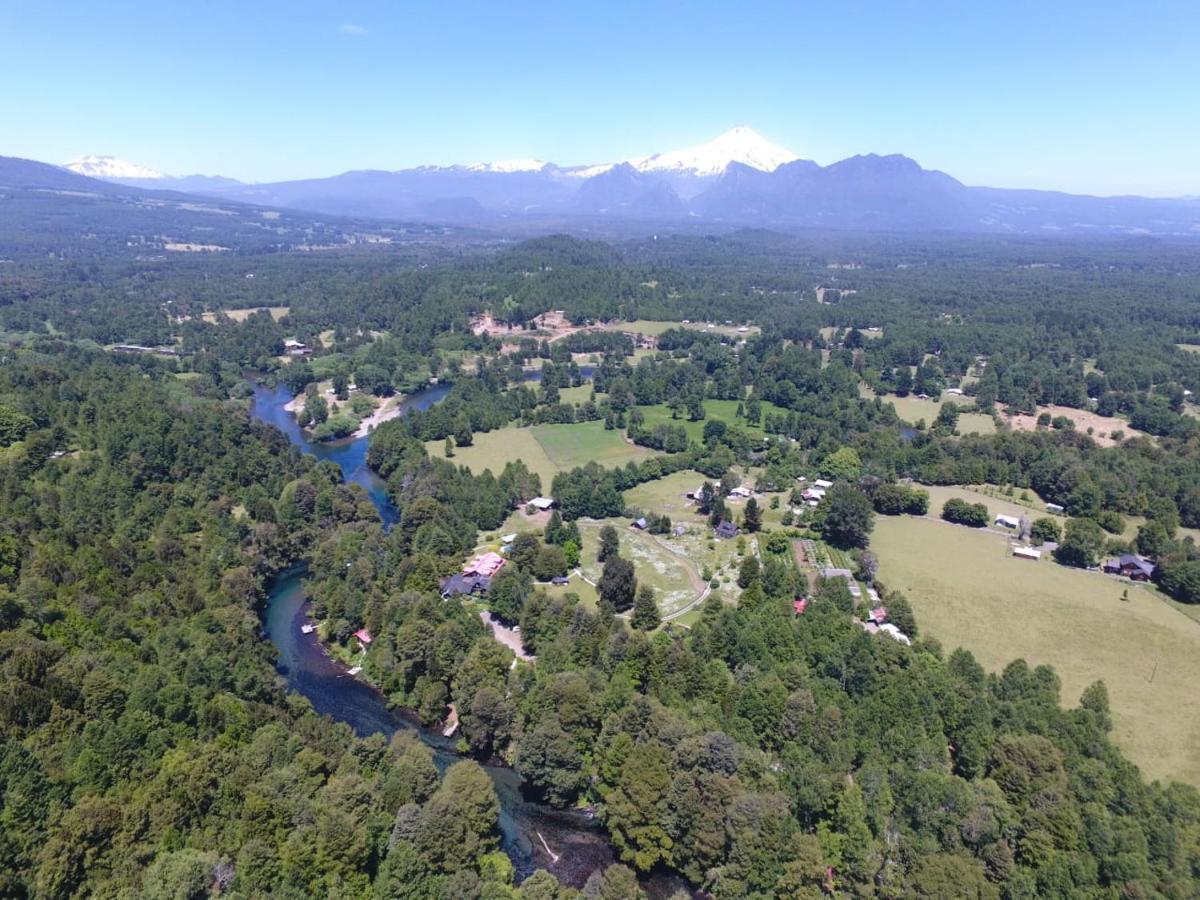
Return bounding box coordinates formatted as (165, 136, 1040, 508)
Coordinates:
(576, 519, 703, 618)
(427, 420, 655, 487)
(429, 427, 558, 486)
(873, 515, 1200, 786)
(599, 319, 759, 339)
(887, 395, 997, 435)
(532, 421, 654, 470)
(557, 384, 598, 405)
(920, 483, 1064, 524)
(623, 469, 758, 601)
(201, 305, 289, 323)
(636, 398, 784, 443)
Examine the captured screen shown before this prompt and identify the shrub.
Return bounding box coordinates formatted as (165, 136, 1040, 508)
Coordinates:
(942, 498, 989, 528)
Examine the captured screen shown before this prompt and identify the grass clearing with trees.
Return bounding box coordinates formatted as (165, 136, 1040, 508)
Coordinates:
(887, 394, 997, 434)
(872, 514, 1200, 786)
(426, 419, 654, 487)
(635, 398, 788, 443)
(575, 519, 703, 619)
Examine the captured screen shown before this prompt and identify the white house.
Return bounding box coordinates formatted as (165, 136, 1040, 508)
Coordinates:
(529, 497, 556, 510)
(1012, 546, 1042, 561)
(813, 479, 834, 489)
(995, 514, 1021, 529)
(879, 623, 912, 646)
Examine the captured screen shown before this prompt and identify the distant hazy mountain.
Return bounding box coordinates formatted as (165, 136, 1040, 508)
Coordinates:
(0, 154, 454, 259)
(66, 154, 165, 180)
(569, 163, 685, 217)
(64, 155, 242, 192)
(45, 129, 1200, 235)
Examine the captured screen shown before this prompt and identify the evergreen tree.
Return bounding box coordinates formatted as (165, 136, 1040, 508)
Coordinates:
(598, 524, 620, 562)
(631, 585, 660, 631)
(598, 556, 637, 612)
(742, 497, 763, 532)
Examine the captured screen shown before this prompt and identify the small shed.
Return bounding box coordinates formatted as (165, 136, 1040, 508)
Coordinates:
(1012, 546, 1041, 561)
(714, 520, 739, 540)
(631, 517, 648, 530)
(1045, 502, 1065, 514)
(353, 628, 373, 646)
(529, 497, 557, 511)
(813, 479, 834, 489)
(792, 598, 809, 615)
(995, 514, 1021, 529)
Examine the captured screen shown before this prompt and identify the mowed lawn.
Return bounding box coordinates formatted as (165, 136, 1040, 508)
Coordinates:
(427, 420, 655, 487)
(873, 515, 1200, 786)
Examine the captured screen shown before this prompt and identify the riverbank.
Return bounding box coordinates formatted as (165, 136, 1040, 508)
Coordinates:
(351, 393, 404, 437)
(249, 376, 695, 896)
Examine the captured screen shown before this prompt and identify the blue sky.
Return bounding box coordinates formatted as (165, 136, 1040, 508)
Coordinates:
(2, 1, 1198, 195)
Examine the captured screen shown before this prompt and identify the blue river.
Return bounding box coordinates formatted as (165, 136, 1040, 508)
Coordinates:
(248, 381, 689, 893)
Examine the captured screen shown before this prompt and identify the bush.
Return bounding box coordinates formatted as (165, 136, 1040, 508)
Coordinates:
(765, 532, 791, 554)
(1160, 560, 1200, 604)
(1030, 517, 1061, 546)
(1054, 518, 1107, 569)
(942, 498, 989, 528)
(873, 483, 929, 516)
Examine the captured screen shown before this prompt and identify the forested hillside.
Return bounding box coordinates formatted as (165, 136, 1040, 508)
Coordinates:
(0, 352, 539, 897)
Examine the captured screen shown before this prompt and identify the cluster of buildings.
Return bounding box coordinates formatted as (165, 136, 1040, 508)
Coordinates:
(798, 478, 834, 507)
(440, 551, 506, 599)
(856, 605, 911, 646)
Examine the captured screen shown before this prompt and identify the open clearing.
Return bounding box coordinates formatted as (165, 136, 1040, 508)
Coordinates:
(887, 395, 997, 435)
(532, 421, 656, 470)
(576, 519, 702, 618)
(919, 483, 1065, 524)
(873, 515, 1200, 786)
(427, 420, 655, 488)
(428, 427, 558, 487)
(599, 319, 759, 339)
(636, 398, 786, 443)
(623, 469, 755, 603)
(201, 305, 290, 323)
(1006, 405, 1144, 447)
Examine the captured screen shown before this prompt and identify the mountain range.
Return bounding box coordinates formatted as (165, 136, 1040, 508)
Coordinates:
(42, 127, 1200, 235)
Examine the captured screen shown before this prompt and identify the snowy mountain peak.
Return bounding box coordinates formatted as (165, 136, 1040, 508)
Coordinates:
(465, 158, 549, 174)
(64, 155, 167, 180)
(630, 126, 798, 177)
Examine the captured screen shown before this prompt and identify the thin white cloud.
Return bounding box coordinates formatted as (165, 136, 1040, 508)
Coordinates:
(339, 23, 368, 36)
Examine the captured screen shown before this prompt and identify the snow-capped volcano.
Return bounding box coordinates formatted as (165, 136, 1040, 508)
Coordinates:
(630, 126, 798, 177)
(465, 158, 549, 174)
(65, 155, 166, 180)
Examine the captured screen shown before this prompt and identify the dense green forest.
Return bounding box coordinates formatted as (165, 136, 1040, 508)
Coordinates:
(4, 227, 1200, 897)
